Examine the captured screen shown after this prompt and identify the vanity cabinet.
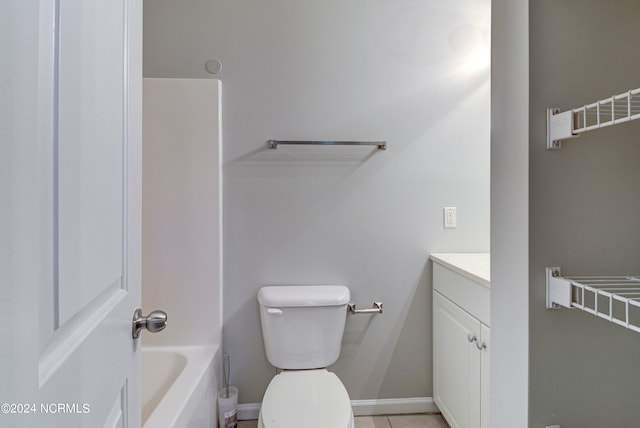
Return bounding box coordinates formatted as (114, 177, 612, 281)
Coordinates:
(431, 254, 490, 428)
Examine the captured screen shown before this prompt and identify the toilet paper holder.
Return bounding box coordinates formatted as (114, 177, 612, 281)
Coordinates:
(348, 302, 383, 315)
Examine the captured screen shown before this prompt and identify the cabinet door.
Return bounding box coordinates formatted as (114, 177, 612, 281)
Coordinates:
(480, 324, 490, 428)
(433, 291, 481, 428)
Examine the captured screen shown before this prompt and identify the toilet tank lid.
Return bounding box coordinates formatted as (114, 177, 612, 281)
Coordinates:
(258, 285, 350, 307)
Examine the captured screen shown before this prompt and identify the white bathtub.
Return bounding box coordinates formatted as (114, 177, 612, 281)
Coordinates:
(142, 346, 220, 428)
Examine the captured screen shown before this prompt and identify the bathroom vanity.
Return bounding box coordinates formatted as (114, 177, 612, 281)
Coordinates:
(430, 253, 490, 428)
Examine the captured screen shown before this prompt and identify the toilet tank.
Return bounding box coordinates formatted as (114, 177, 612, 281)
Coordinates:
(258, 285, 350, 370)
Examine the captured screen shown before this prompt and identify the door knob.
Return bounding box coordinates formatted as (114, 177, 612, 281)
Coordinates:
(132, 308, 167, 339)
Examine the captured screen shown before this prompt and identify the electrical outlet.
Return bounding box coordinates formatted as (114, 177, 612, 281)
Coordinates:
(444, 207, 457, 228)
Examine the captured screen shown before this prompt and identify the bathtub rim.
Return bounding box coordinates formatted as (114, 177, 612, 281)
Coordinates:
(142, 344, 219, 428)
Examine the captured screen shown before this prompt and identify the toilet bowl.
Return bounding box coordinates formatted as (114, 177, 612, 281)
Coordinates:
(257, 370, 354, 428)
(257, 285, 353, 428)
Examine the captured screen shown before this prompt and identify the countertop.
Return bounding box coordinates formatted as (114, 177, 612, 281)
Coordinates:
(429, 253, 490, 288)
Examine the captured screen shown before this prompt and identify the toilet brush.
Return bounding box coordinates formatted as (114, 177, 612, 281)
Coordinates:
(218, 353, 238, 427)
(223, 353, 230, 398)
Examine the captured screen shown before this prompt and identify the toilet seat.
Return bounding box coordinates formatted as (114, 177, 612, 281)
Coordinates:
(259, 369, 353, 428)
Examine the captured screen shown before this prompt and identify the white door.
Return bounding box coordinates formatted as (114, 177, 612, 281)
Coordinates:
(1, 0, 143, 427)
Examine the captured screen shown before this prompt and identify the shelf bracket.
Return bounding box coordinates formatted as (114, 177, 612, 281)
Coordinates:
(546, 267, 572, 309)
(546, 108, 579, 150)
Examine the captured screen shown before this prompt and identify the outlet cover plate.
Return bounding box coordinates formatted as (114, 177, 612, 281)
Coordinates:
(444, 207, 457, 228)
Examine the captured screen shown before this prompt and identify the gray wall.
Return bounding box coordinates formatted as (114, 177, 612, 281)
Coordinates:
(144, 0, 491, 404)
(529, 1, 640, 426)
(490, 0, 529, 425)
(143, 0, 219, 79)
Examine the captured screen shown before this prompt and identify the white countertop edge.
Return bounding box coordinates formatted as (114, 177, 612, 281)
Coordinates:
(430, 253, 490, 288)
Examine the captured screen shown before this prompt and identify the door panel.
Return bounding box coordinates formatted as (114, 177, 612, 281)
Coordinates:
(57, 0, 126, 326)
(104, 390, 126, 428)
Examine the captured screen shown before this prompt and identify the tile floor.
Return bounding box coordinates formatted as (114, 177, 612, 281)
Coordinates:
(237, 413, 448, 428)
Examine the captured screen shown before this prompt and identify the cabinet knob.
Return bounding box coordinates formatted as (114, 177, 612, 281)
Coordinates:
(476, 341, 487, 351)
(467, 334, 477, 343)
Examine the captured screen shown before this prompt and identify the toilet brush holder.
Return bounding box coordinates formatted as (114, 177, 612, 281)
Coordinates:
(217, 386, 238, 428)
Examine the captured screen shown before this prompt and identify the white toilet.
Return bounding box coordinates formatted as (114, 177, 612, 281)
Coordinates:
(257, 285, 354, 428)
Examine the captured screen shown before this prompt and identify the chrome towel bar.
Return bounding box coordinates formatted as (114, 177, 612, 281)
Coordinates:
(268, 140, 387, 150)
(348, 302, 383, 315)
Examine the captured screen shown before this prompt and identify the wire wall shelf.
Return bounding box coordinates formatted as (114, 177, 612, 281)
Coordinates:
(546, 87, 640, 149)
(546, 267, 640, 333)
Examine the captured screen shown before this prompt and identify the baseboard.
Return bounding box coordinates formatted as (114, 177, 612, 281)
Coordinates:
(237, 403, 261, 421)
(238, 397, 438, 420)
(351, 397, 439, 416)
